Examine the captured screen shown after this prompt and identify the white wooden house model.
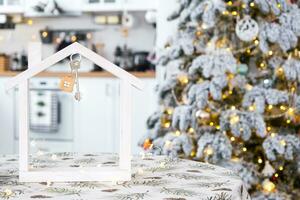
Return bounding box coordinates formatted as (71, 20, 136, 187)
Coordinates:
(5, 42, 144, 182)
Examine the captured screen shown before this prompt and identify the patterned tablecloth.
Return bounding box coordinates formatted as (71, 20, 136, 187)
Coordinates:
(0, 153, 250, 200)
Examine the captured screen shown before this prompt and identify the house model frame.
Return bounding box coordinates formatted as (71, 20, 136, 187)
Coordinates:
(5, 42, 144, 183)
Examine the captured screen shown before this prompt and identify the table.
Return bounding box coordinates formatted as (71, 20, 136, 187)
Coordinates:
(0, 153, 250, 200)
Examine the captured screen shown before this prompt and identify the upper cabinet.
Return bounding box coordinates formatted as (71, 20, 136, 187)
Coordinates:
(0, 0, 157, 14)
(0, 0, 24, 14)
(124, 0, 157, 11)
(82, 0, 157, 12)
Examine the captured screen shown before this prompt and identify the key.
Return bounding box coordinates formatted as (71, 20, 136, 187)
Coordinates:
(70, 54, 82, 101)
(74, 68, 81, 101)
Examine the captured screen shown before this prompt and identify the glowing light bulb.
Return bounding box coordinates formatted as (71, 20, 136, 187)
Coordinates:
(260, 63, 265, 68)
(291, 87, 296, 92)
(71, 35, 77, 42)
(258, 158, 263, 164)
(178, 75, 189, 85)
(188, 127, 194, 133)
(277, 67, 284, 75)
(249, 105, 255, 111)
(202, 23, 208, 29)
(231, 11, 238, 16)
(205, 147, 214, 156)
(227, 1, 233, 6)
(262, 180, 276, 193)
(279, 166, 284, 171)
(143, 138, 152, 150)
(288, 108, 294, 115)
(280, 105, 286, 111)
(245, 84, 253, 91)
(280, 140, 286, 146)
(175, 130, 181, 136)
(163, 122, 171, 128)
(190, 150, 196, 157)
(27, 19, 33, 25)
(166, 108, 173, 115)
(230, 137, 235, 142)
(222, 10, 229, 15)
(230, 115, 239, 125)
(42, 31, 48, 38)
(271, 133, 276, 137)
(268, 105, 273, 110)
(242, 147, 247, 152)
(231, 157, 239, 162)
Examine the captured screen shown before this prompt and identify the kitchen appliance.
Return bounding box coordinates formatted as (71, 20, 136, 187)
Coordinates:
(113, 45, 134, 71)
(13, 78, 74, 142)
(9, 50, 28, 71)
(133, 51, 152, 71)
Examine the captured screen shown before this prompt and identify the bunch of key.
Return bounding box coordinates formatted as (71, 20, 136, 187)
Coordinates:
(59, 53, 82, 101)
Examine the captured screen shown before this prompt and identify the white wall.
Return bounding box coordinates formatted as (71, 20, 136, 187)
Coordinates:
(156, 0, 178, 49)
(155, 0, 179, 82)
(0, 12, 156, 61)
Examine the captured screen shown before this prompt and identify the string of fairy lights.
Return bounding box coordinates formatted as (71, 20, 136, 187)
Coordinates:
(143, 0, 300, 195)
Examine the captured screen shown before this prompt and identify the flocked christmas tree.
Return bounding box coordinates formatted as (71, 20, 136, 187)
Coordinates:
(140, 0, 300, 199)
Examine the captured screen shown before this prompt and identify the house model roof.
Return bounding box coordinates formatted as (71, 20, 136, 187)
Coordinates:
(5, 42, 144, 91)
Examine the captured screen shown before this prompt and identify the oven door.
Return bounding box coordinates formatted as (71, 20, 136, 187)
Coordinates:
(13, 78, 74, 153)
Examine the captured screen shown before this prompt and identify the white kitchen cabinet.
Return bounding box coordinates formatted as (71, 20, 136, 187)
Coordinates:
(124, 0, 157, 11)
(0, 0, 23, 14)
(0, 78, 14, 154)
(73, 78, 120, 153)
(0, 0, 157, 14)
(0, 76, 157, 155)
(131, 78, 157, 154)
(82, 0, 157, 12)
(74, 77, 157, 155)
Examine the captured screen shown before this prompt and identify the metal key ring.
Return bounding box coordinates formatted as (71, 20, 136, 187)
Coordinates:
(70, 53, 82, 62)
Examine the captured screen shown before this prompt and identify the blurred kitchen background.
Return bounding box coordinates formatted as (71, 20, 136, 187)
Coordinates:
(0, 0, 177, 155)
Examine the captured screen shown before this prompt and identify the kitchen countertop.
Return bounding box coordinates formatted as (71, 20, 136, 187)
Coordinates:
(0, 71, 156, 78)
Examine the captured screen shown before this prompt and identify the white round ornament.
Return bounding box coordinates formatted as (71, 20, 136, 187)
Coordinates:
(235, 16, 259, 42)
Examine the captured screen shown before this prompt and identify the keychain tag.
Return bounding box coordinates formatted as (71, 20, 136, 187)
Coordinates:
(59, 76, 75, 93)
